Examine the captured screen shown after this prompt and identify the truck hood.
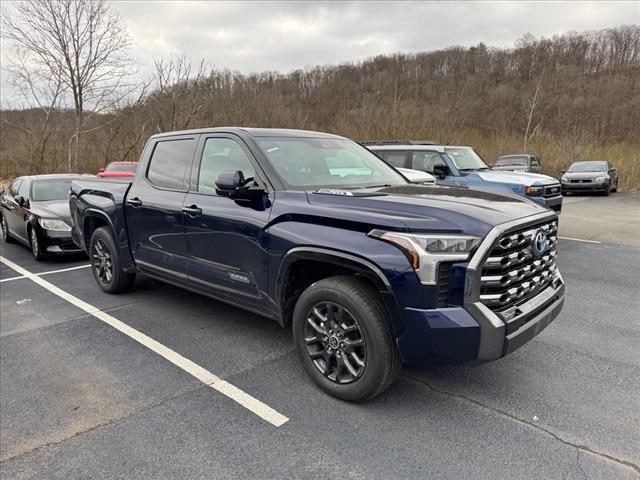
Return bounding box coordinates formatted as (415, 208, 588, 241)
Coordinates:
(30, 199, 72, 223)
(472, 170, 558, 186)
(306, 184, 549, 238)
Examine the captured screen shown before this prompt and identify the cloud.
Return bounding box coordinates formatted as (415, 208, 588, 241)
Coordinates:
(2, 0, 638, 106)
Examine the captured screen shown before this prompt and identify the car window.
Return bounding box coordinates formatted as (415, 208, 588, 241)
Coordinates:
(106, 163, 138, 173)
(197, 138, 255, 194)
(495, 156, 528, 166)
(382, 152, 407, 168)
(411, 151, 447, 173)
(9, 179, 22, 196)
(31, 179, 73, 201)
(18, 180, 30, 198)
(146, 139, 195, 190)
(445, 147, 489, 170)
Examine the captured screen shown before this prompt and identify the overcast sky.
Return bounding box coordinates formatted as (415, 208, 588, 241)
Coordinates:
(1, 0, 639, 106)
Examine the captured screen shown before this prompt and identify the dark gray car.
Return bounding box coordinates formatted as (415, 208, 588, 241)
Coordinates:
(561, 160, 618, 195)
(493, 154, 543, 174)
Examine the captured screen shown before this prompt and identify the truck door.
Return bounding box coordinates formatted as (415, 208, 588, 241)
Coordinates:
(125, 135, 198, 282)
(182, 134, 273, 312)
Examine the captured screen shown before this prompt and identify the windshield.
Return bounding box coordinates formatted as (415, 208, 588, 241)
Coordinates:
(31, 179, 72, 202)
(106, 163, 137, 172)
(445, 147, 489, 171)
(495, 156, 528, 166)
(567, 161, 607, 172)
(256, 137, 407, 189)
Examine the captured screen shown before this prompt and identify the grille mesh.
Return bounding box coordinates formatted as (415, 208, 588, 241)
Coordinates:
(479, 219, 558, 311)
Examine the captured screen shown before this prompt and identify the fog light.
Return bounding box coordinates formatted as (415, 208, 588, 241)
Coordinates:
(46, 246, 62, 253)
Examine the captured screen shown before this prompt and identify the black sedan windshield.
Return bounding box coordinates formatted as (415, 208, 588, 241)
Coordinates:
(495, 156, 528, 166)
(256, 137, 407, 189)
(31, 179, 73, 202)
(568, 161, 607, 173)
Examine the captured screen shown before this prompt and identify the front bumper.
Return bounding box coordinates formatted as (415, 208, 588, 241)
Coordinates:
(561, 181, 607, 193)
(397, 211, 565, 365)
(530, 194, 563, 212)
(398, 280, 564, 365)
(38, 228, 84, 254)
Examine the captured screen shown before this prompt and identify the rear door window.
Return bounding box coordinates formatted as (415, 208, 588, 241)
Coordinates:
(411, 152, 447, 173)
(146, 139, 196, 190)
(381, 151, 408, 168)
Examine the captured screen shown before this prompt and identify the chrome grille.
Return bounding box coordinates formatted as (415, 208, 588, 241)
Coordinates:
(543, 184, 561, 196)
(479, 219, 558, 311)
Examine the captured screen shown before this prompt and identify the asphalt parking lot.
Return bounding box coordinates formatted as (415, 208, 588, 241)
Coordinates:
(1, 193, 639, 479)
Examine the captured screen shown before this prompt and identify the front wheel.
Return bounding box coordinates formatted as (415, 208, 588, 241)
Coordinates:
(1, 214, 14, 243)
(89, 227, 135, 293)
(292, 276, 401, 402)
(30, 228, 45, 261)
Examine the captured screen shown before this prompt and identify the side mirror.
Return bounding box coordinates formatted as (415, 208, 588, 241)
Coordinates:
(432, 164, 448, 179)
(14, 195, 28, 208)
(99, 167, 105, 173)
(560, 169, 566, 174)
(215, 170, 264, 200)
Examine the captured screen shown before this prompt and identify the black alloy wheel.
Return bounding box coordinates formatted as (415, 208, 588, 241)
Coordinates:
(92, 238, 113, 285)
(303, 301, 367, 384)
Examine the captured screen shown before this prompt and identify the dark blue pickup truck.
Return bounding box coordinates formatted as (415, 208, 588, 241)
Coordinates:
(69, 128, 565, 401)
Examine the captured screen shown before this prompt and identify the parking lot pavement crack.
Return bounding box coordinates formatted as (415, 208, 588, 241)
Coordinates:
(400, 373, 640, 475)
(0, 383, 209, 465)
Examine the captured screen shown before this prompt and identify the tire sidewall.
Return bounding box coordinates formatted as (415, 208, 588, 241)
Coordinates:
(292, 280, 394, 401)
(89, 228, 119, 292)
(30, 227, 44, 260)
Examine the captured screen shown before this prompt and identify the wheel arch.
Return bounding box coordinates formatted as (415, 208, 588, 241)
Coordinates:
(276, 247, 403, 336)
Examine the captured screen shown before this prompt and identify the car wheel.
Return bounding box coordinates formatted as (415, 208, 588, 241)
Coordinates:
(603, 182, 610, 196)
(1, 214, 14, 243)
(89, 226, 135, 293)
(292, 276, 401, 402)
(29, 227, 45, 261)
(612, 179, 618, 192)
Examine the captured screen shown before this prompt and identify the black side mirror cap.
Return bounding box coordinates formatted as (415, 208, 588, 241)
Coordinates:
(14, 195, 26, 207)
(215, 170, 265, 200)
(432, 164, 448, 179)
(560, 169, 566, 174)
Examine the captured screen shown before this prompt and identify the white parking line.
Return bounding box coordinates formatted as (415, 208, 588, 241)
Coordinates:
(0, 255, 289, 428)
(558, 236, 602, 244)
(0, 264, 91, 283)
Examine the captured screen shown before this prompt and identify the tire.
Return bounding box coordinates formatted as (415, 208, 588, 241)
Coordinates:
(89, 226, 135, 293)
(612, 179, 618, 193)
(292, 276, 401, 402)
(1, 214, 14, 243)
(29, 227, 45, 261)
(603, 182, 610, 196)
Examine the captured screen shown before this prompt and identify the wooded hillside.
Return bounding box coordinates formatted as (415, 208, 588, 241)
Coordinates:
(2, 25, 639, 188)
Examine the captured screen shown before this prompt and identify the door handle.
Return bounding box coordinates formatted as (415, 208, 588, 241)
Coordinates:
(127, 197, 143, 207)
(182, 205, 202, 216)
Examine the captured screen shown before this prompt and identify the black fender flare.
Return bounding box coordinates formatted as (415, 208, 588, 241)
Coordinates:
(276, 246, 404, 336)
(82, 209, 136, 273)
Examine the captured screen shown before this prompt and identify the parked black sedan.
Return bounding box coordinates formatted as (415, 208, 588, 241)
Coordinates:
(560, 160, 618, 195)
(0, 174, 87, 260)
(493, 154, 543, 174)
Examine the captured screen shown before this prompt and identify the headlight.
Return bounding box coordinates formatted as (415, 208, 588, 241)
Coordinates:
(594, 175, 608, 182)
(525, 186, 543, 196)
(369, 230, 480, 284)
(38, 218, 71, 231)
(561, 176, 567, 182)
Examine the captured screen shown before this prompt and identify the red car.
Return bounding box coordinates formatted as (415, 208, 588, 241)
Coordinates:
(97, 162, 139, 178)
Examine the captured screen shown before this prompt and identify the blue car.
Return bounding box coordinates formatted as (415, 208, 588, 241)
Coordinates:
(366, 142, 563, 212)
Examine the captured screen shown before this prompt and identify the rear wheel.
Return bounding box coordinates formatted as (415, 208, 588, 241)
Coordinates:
(89, 227, 135, 293)
(612, 179, 618, 192)
(1, 214, 14, 243)
(30, 227, 45, 261)
(292, 276, 401, 402)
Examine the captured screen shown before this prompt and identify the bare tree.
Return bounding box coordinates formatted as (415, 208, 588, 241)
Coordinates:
(522, 73, 544, 151)
(2, 0, 134, 171)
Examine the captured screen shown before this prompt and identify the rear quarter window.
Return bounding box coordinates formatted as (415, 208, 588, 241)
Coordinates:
(146, 139, 196, 190)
